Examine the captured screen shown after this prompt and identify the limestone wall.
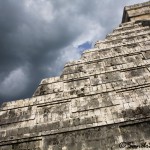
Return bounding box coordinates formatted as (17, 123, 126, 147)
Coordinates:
(0, 2, 150, 150)
(122, 1, 150, 23)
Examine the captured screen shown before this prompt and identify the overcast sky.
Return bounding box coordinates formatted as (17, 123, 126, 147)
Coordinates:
(0, 0, 148, 103)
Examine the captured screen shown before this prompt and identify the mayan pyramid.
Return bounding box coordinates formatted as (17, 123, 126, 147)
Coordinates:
(0, 1, 150, 150)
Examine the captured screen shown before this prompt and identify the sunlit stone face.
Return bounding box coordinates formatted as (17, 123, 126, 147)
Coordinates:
(0, 1, 150, 150)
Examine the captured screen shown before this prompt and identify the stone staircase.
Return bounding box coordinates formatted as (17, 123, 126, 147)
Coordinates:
(0, 1, 150, 150)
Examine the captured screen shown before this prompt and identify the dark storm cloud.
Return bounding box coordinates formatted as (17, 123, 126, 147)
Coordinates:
(0, 0, 147, 103)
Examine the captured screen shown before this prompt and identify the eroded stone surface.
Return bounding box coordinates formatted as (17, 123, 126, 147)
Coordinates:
(0, 1, 150, 150)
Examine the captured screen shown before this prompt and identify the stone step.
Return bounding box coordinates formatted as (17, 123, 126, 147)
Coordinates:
(63, 42, 149, 71)
(61, 57, 150, 80)
(125, 1, 150, 11)
(33, 59, 150, 97)
(81, 44, 150, 63)
(106, 26, 150, 40)
(0, 75, 150, 129)
(112, 22, 143, 32)
(107, 23, 148, 37)
(35, 74, 150, 103)
(119, 21, 136, 27)
(94, 33, 150, 49)
(127, 5, 150, 18)
(97, 28, 150, 44)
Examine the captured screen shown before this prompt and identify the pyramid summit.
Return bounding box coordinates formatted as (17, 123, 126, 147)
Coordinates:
(0, 1, 150, 150)
(122, 1, 150, 23)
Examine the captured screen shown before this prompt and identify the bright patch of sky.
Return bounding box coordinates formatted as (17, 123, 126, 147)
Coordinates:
(78, 41, 92, 53)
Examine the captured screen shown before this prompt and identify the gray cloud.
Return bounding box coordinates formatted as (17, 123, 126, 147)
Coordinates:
(0, 0, 147, 103)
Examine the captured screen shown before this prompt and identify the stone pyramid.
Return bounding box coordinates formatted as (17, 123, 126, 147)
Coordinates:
(0, 1, 150, 150)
